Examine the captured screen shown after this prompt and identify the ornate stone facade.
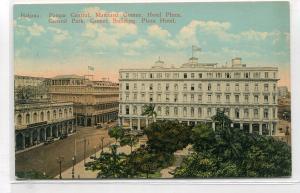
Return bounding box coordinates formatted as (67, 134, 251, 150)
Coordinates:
(119, 57, 279, 135)
(48, 75, 119, 126)
(15, 102, 75, 151)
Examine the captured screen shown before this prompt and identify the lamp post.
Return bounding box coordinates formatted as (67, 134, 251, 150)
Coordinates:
(72, 156, 76, 179)
(56, 156, 64, 179)
(94, 146, 96, 159)
(100, 137, 104, 153)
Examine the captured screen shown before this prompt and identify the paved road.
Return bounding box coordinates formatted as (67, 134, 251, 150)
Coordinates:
(15, 126, 114, 178)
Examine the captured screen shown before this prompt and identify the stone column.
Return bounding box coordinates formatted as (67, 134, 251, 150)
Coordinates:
(22, 134, 25, 149)
(137, 118, 141, 130)
(259, 123, 263, 135)
(37, 129, 40, 144)
(56, 126, 59, 137)
(212, 122, 215, 131)
(129, 118, 133, 129)
(44, 129, 47, 141)
(29, 131, 33, 146)
(240, 123, 243, 130)
(249, 123, 253, 134)
(50, 127, 53, 137)
(269, 122, 273, 136)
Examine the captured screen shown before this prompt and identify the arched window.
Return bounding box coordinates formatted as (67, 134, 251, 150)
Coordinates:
(59, 109, 62, 118)
(165, 107, 169, 116)
(235, 108, 240, 119)
(53, 110, 57, 119)
(157, 106, 161, 116)
(47, 111, 50, 120)
(198, 107, 202, 117)
(33, 112, 37, 122)
(17, 114, 22, 125)
(26, 113, 30, 124)
(183, 107, 187, 117)
(40, 112, 44, 121)
(64, 109, 67, 117)
(191, 107, 194, 117)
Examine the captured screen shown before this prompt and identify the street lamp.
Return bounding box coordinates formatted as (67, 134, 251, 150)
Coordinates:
(56, 156, 64, 179)
(100, 137, 104, 153)
(72, 156, 76, 179)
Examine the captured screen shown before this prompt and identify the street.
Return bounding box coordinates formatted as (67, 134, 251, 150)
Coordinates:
(15, 126, 114, 178)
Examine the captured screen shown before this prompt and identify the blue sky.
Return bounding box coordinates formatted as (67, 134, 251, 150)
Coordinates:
(14, 2, 290, 86)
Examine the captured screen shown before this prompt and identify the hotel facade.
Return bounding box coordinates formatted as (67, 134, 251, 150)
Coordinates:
(48, 75, 119, 127)
(118, 57, 279, 135)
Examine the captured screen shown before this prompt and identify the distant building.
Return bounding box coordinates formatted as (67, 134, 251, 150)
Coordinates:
(15, 102, 75, 151)
(119, 57, 279, 136)
(278, 86, 289, 98)
(48, 75, 119, 127)
(14, 75, 50, 102)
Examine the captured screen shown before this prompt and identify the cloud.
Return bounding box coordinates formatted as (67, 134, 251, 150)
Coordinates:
(27, 22, 45, 36)
(147, 25, 171, 39)
(48, 27, 70, 43)
(81, 6, 138, 49)
(122, 38, 149, 49)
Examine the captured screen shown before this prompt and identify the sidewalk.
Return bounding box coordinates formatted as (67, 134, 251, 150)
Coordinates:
(55, 137, 147, 179)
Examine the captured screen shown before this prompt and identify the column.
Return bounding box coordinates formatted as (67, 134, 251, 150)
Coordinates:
(56, 126, 59, 137)
(129, 118, 133, 129)
(240, 123, 243, 130)
(22, 134, 25, 149)
(187, 121, 190, 126)
(37, 129, 40, 143)
(212, 122, 215, 131)
(259, 123, 262, 135)
(50, 127, 53, 137)
(29, 131, 33, 146)
(269, 122, 273, 136)
(118, 117, 121, 126)
(249, 123, 253, 134)
(44, 129, 47, 140)
(273, 123, 277, 135)
(137, 118, 141, 130)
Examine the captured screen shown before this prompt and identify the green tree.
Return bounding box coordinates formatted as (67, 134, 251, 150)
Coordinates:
(144, 120, 191, 154)
(108, 126, 125, 144)
(85, 144, 129, 178)
(174, 111, 291, 178)
(141, 104, 157, 123)
(16, 170, 51, 179)
(120, 133, 138, 153)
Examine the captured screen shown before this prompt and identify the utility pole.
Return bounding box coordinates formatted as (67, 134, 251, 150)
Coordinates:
(83, 138, 86, 165)
(56, 156, 64, 179)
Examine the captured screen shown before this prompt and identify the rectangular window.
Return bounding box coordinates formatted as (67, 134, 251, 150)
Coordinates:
(166, 94, 170, 102)
(198, 95, 202, 103)
(184, 94, 187, 102)
(254, 95, 259, 103)
(126, 73, 129, 79)
(126, 83, 129, 90)
(198, 73, 202, 78)
(208, 94, 212, 102)
(264, 84, 269, 91)
(264, 95, 269, 103)
(226, 83, 230, 91)
(191, 94, 194, 102)
(126, 94, 129, 101)
(191, 84, 194, 91)
(134, 93, 137, 100)
(174, 94, 178, 102)
(235, 83, 239, 91)
(245, 95, 249, 103)
(150, 94, 153, 102)
(166, 84, 169, 91)
(198, 83, 202, 90)
(184, 73, 187, 78)
(157, 94, 161, 102)
(226, 95, 230, 103)
(134, 83, 137, 90)
(245, 83, 249, 91)
(217, 95, 221, 102)
(217, 83, 221, 91)
(157, 83, 161, 90)
(235, 95, 239, 103)
(265, 72, 269, 78)
(191, 73, 195, 78)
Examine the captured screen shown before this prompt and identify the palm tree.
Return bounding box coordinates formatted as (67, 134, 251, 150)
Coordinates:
(141, 104, 157, 123)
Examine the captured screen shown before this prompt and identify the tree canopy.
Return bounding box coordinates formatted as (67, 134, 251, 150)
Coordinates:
(174, 111, 291, 178)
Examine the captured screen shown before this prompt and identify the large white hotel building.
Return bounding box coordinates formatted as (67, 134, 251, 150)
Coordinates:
(118, 57, 279, 135)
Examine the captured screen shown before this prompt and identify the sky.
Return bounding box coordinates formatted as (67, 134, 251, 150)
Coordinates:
(14, 2, 290, 88)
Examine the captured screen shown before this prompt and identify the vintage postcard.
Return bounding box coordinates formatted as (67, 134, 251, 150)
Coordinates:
(14, 2, 291, 180)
